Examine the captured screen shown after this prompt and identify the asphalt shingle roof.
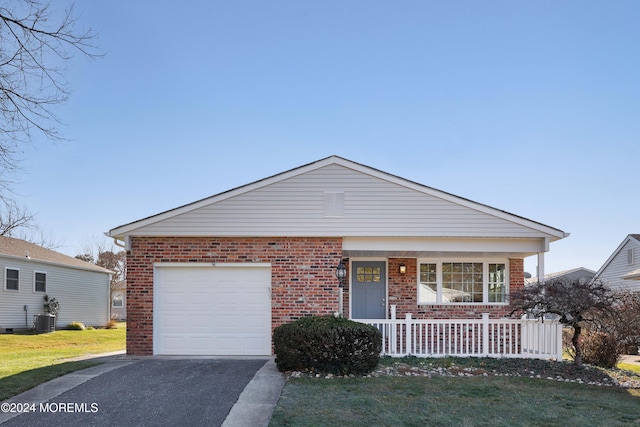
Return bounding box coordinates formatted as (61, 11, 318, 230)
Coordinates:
(0, 236, 113, 274)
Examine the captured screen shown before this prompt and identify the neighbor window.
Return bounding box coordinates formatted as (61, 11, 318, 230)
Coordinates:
(34, 272, 46, 292)
(418, 261, 508, 304)
(628, 249, 634, 266)
(5, 268, 19, 290)
(112, 293, 123, 308)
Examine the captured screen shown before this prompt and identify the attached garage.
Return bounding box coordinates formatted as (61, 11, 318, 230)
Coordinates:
(153, 263, 272, 356)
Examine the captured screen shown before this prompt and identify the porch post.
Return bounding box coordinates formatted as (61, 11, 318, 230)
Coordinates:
(537, 238, 549, 282)
(537, 252, 545, 282)
(405, 313, 412, 355)
(482, 313, 489, 356)
(556, 321, 563, 361)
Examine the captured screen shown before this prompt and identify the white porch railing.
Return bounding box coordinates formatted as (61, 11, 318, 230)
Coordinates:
(354, 313, 563, 360)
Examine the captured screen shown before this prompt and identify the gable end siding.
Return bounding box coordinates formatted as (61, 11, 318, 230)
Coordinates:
(126, 164, 551, 239)
(598, 239, 640, 291)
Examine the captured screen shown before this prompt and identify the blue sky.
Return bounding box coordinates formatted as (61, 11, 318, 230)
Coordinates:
(12, 1, 640, 276)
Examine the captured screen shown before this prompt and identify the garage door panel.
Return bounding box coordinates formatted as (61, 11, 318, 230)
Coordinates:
(154, 265, 271, 356)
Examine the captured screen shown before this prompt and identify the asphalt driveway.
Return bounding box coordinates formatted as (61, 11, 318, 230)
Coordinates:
(1, 358, 270, 427)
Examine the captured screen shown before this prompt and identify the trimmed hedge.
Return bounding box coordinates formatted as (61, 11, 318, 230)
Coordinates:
(273, 315, 382, 375)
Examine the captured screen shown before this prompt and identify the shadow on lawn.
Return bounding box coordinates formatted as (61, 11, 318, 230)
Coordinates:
(0, 361, 100, 401)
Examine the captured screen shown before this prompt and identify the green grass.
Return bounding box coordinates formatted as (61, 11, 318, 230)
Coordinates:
(0, 323, 125, 400)
(619, 362, 640, 374)
(270, 375, 640, 427)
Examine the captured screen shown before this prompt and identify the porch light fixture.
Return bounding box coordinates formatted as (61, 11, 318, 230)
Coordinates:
(399, 264, 407, 275)
(334, 259, 347, 288)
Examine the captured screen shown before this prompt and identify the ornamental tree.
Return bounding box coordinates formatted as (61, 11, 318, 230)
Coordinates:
(510, 277, 618, 366)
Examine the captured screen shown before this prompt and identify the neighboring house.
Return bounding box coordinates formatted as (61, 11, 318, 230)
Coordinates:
(525, 267, 596, 285)
(111, 280, 126, 320)
(593, 234, 640, 292)
(0, 236, 113, 331)
(108, 156, 568, 356)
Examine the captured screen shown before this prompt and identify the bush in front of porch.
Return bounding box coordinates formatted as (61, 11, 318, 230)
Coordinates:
(273, 315, 382, 375)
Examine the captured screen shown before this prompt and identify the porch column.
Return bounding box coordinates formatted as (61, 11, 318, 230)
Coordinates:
(537, 237, 549, 282)
(537, 252, 545, 282)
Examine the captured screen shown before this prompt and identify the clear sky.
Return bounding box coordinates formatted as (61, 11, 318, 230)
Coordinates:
(12, 1, 640, 277)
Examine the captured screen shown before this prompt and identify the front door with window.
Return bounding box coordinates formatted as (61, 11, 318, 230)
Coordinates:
(351, 261, 386, 319)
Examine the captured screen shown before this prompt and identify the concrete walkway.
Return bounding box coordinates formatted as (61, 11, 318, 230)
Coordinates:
(222, 358, 285, 427)
(0, 352, 285, 426)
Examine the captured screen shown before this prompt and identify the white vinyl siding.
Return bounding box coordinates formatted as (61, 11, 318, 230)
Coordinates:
(130, 164, 552, 239)
(598, 239, 640, 291)
(0, 257, 110, 329)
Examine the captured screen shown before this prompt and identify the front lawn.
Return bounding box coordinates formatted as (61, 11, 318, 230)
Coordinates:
(270, 357, 640, 427)
(0, 324, 125, 400)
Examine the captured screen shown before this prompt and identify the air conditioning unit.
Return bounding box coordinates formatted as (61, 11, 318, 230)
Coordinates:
(35, 314, 56, 332)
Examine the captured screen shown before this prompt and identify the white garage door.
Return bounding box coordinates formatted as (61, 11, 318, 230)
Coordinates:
(154, 264, 271, 356)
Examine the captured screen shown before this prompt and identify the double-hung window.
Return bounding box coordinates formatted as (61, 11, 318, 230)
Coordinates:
(34, 272, 46, 292)
(5, 268, 19, 290)
(418, 260, 507, 304)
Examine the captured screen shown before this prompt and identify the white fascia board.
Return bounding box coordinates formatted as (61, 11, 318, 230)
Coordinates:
(343, 237, 548, 254)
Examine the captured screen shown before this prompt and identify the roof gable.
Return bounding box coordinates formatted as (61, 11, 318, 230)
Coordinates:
(0, 236, 112, 274)
(109, 156, 567, 241)
(594, 234, 640, 281)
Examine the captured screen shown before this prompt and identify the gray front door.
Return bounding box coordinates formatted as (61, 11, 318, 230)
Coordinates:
(352, 261, 386, 319)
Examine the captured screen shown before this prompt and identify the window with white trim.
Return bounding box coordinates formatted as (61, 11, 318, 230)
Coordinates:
(5, 268, 19, 291)
(628, 248, 634, 266)
(112, 293, 123, 308)
(34, 272, 46, 292)
(418, 260, 508, 304)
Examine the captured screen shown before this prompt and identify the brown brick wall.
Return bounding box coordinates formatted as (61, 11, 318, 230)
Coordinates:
(387, 258, 524, 319)
(126, 238, 526, 355)
(126, 236, 343, 355)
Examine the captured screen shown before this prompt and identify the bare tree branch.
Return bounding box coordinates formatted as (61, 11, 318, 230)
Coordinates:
(0, 1, 101, 192)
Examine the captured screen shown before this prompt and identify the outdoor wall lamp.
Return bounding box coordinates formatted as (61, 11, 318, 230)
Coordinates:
(334, 259, 347, 288)
(399, 264, 407, 275)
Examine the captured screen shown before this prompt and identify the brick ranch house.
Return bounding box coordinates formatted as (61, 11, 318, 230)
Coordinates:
(108, 156, 567, 356)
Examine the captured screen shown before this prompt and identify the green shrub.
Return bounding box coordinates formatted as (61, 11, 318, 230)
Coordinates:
(582, 331, 619, 368)
(67, 322, 86, 331)
(273, 315, 382, 375)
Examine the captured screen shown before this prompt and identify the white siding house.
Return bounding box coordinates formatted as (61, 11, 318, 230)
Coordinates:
(593, 234, 640, 291)
(0, 236, 112, 331)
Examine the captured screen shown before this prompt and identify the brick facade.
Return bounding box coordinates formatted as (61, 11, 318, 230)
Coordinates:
(126, 236, 343, 355)
(126, 236, 524, 355)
